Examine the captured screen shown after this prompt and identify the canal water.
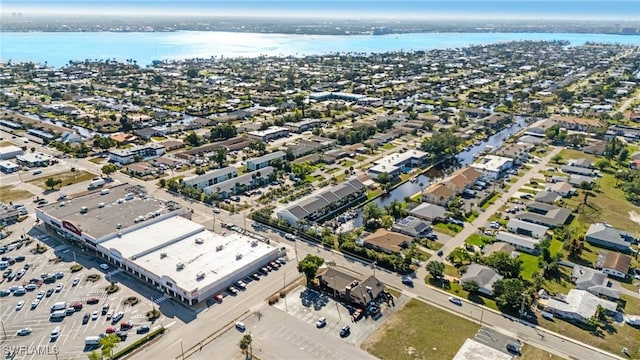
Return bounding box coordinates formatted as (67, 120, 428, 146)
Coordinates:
(343, 116, 529, 228)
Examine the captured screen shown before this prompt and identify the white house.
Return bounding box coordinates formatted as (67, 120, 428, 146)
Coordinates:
(470, 155, 513, 180)
(545, 289, 617, 323)
(506, 219, 548, 239)
(183, 167, 238, 190)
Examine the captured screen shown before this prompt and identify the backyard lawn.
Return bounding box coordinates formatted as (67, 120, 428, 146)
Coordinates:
(465, 233, 492, 247)
(28, 170, 97, 190)
(362, 299, 480, 360)
(433, 222, 462, 236)
(518, 253, 540, 280)
(0, 185, 33, 202)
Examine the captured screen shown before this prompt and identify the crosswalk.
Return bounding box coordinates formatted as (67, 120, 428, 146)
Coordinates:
(106, 269, 122, 278)
(153, 295, 169, 304)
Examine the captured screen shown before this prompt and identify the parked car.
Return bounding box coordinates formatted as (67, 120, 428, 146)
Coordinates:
(105, 327, 116, 334)
(72, 278, 80, 286)
(111, 312, 124, 323)
(401, 277, 414, 286)
(16, 328, 32, 336)
(99, 264, 110, 270)
(136, 325, 150, 334)
(15, 301, 25, 311)
(339, 325, 351, 337)
(235, 322, 246, 331)
(315, 317, 327, 328)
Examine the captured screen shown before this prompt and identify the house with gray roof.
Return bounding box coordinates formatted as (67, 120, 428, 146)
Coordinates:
(391, 216, 432, 238)
(517, 203, 572, 228)
(246, 151, 286, 171)
(569, 158, 593, 168)
(586, 223, 636, 253)
(568, 174, 596, 187)
(545, 289, 617, 324)
(534, 191, 560, 204)
(561, 165, 594, 176)
(277, 178, 366, 225)
(571, 265, 620, 300)
(409, 202, 447, 221)
(495, 232, 541, 255)
(506, 219, 548, 239)
(460, 263, 503, 296)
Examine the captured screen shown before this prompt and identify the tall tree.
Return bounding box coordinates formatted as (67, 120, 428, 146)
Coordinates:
(492, 278, 529, 313)
(297, 254, 325, 283)
(426, 260, 445, 279)
(239, 334, 252, 359)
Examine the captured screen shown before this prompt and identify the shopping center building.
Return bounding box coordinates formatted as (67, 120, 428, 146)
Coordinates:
(35, 183, 282, 305)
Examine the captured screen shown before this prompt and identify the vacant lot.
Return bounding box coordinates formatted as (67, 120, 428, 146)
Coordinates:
(519, 344, 564, 360)
(362, 299, 480, 360)
(0, 185, 33, 202)
(28, 170, 96, 189)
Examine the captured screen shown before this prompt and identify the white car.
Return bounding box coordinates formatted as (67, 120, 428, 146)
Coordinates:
(72, 277, 80, 286)
(30, 299, 40, 309)
(99, 264, 109, 270)
(235, 322, 246, 331)
(55, 283, 63, 292)
(36, 290, 45, 299)
(449, 297, 462, 306)
(15, 301, 25, 311)
(16, 328, 32, 336)
(92, 311, 99, 320)
(315, 317, 327, 328)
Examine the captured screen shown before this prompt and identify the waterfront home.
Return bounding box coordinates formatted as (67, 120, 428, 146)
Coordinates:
(470, 155, 513, 180)
(368, 150, 428, 180)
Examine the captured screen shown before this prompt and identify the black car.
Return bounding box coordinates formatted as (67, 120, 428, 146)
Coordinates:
(250, 273, 260, 281)
(44, 277, 56, 284)
(82, 313, 90, 324)
(339, 325, 350, 338)
(45, 288, 54, 297)
(14, 256, 25, 262)
(116, 331, 128, 340)
(136, 325, 150, 334)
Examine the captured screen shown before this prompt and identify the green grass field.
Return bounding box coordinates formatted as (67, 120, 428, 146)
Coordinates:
(28, 170, 97, 189)
(362, 299, 480, 360)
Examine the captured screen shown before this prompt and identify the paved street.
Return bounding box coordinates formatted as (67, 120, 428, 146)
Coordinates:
(438, 146, 564, 258)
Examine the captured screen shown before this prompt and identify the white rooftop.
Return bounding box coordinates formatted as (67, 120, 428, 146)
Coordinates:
(248, 126, 289, 137)
(370, 150, 428, 174)
(134, 224, 278, 293)
(453, 339, 513, 360)
(100, 215, 204, 260)
(471, 155, 512, 172)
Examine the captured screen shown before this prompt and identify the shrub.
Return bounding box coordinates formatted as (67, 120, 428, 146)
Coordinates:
(268, 296, 279, 305)
(146, 309, 161, 320)
(112, 327, 165, 359)
(70, 264, 83, 272)
(86, 274, 101, 282)
(124, 296, 139, 306)
(105, 285, 120, 294)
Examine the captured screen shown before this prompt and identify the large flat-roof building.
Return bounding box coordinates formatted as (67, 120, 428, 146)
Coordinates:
(470, 155, 513, 180)
(0, 145, 24, 160)
(368, 150, 428, 179)
(183, 166, 238, 190)
(35, 184, 281, 305)
(247, 126, 290, 142)
(108, 143, 166, 165)
(16, 152, 52, 167)
(246, 151, 286, 171)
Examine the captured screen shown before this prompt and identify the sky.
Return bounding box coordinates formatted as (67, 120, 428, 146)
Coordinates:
(2, 0, 639, 21)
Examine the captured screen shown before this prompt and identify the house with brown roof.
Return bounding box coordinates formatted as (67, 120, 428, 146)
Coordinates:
(549, 116, 604, 132)
(600, 252, 631, 279)
(442, 167, 481, 193)
(422, 183, 455, 206)
(363, 228, 412, 254)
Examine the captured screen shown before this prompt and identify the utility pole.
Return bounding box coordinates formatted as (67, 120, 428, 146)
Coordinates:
(283, 272, 288, 312)
(180, 339, 185, 360)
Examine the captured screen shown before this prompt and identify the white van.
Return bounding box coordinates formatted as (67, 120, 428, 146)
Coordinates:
(49, 310, 66, 320)
(85, 336, 100, 345)
(51, 302, 66, 312)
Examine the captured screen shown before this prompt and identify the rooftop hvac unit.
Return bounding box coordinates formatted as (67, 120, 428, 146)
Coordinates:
(134, 216, 144, 223)
(236, 253, 243, 260)
(160, 253, 167, 259)
(195, 238, 204, 244)
(98, 202, 105, 208)
(176, 262, 185, 270)
(216, 245, 224, 251)
(80, 206, 88, 214)
(196, 272, 205, 280)
(250, 241, 258, 247)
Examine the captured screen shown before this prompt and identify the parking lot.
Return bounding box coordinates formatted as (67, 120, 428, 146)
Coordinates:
(0, 230, 163, 360)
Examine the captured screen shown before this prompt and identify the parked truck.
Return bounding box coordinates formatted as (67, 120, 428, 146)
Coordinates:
(88, 178, 105, 190)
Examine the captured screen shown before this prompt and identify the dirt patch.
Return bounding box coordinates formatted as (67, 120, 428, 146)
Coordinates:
(629, 211, 640, 226)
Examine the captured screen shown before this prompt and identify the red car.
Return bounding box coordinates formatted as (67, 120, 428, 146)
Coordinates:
(214, 294, 223, 303)
(120, 322, 133, 330)
(86, 297, 99, 305)
(105, 327, 116, 334)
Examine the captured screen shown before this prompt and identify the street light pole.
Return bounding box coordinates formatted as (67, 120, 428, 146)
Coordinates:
(180, 339, 185, 360)
(283, 272, 288, 312)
